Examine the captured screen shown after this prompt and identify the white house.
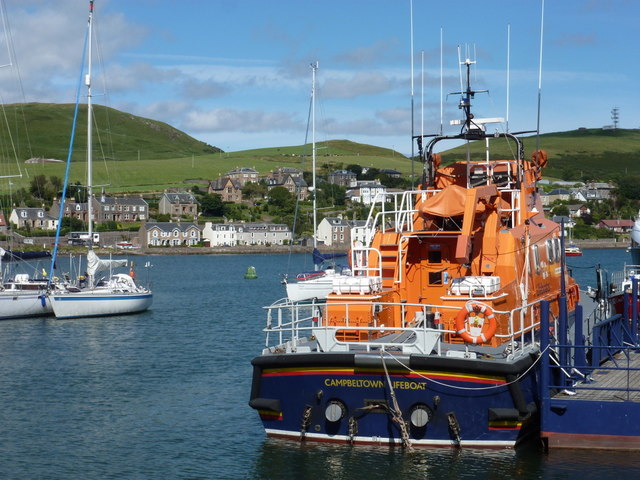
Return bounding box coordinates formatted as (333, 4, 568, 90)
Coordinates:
(346, 180, 387, 206)
(139, 222, 201, 246)
(9, 207, 58, 231)
(201, 222, 237, 247)
(317, 217, 348, 246)
(234, 223, 291, 246)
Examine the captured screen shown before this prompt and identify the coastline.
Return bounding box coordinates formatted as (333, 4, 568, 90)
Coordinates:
(1, 237, 627, 257)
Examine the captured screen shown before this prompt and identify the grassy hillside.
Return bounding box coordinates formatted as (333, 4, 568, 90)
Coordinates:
(0, 102, 637, 195)
(0, 102, 218, 162)
(443, 128, 640, 180)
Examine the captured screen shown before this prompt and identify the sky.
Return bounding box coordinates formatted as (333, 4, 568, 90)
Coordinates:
(0, 0, 637, 156)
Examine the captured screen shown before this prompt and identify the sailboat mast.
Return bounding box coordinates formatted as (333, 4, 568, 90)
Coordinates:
(86, 0, 94, 247)
(311, 61, 318, 258)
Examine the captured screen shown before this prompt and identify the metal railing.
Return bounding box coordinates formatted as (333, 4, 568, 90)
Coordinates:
(263, 297, 546, 358)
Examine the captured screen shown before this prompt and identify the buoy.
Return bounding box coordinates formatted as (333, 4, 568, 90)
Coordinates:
(244, 266, 258, 279)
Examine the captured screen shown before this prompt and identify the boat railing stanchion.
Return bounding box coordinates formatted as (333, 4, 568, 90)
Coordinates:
(632, 276, 639, 346)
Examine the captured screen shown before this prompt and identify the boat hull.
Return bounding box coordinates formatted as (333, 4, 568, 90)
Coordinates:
(250, 352, 539, 448)
(50, 291, 152, 319)
(0, 291, 52, 320)
(285, 278, 334, 302)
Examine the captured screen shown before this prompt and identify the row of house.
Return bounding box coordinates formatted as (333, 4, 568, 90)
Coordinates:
(152, 216, 364, 248)
(209, 167, 402, 206)
(8, 192, 199, 231)
(541, 182, 615, 206)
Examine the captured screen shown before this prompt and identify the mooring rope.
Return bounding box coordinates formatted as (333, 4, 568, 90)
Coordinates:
(380, 350, 414, 452)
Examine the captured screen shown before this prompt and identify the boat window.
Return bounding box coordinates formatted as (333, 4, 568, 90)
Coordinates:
(553, 237, 561, 263)
(546, 239, 555, 264)
(428, 246, 442, 263)
(428, 271, 442, 285)
(532, 244, 541, 274)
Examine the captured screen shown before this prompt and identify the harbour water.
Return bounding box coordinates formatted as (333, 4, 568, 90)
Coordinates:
(0, 251, 639, 479)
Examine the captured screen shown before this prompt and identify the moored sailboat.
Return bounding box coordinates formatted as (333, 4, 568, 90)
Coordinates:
(0, 247, 53, 320)
(284, 62, 351, 302)
(48, 0, 152, 319)
(249, 57, 581, 448)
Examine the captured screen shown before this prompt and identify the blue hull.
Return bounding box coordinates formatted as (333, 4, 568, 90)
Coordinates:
(250, 352, 539, 447)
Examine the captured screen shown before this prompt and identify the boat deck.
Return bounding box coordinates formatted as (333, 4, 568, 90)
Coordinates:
(557, 349, 640, 403)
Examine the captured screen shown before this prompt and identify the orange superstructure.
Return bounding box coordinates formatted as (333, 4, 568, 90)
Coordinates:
(324, 63, 576, 349)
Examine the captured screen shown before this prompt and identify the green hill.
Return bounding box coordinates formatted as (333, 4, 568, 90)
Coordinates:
(0, 102, 638, 195)
(443, 128, 640, 181)
(0, 102, 219, 163)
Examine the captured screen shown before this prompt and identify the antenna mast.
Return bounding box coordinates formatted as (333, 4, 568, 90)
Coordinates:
(311, 61, 318, 257)
(506, 24, 511, 133)
(611, 107, 619, 130)
(535, 0, 545, 151)
(409, 0, 415, 187)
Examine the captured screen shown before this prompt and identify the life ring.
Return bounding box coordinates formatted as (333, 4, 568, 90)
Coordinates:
(455, 302, 497, 344)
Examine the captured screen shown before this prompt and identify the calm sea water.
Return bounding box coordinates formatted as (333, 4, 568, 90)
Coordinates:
(0, 250, 639, 479)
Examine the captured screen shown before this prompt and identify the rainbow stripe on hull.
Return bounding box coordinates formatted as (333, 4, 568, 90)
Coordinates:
(250, 352, 539, 448)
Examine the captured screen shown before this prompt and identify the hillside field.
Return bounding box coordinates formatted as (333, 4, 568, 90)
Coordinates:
(0, 102, 637, 195)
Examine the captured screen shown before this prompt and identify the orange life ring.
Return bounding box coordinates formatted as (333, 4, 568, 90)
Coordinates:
(454, 302, 497, 344)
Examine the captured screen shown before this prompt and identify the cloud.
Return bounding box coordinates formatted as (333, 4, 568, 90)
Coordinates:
(322, 71, 400, 99)
(553, 33, 597, 48)
(333, 39, 400, 66)
(182, 108, 301, 133)
(179, 78, 232, 100)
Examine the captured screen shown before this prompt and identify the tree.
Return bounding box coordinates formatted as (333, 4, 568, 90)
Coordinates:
(242, 181, 268, 201)
(199, 193, 225, 216)
(267, 186, 294, 212)
(361, 167, 380, 180)
(345, 163, 363, 177)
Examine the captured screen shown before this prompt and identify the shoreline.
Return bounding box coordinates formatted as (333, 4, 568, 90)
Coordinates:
(2, 238, 628, 257)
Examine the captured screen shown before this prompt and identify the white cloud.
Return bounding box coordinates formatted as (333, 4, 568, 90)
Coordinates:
(183, 108, 301, 133)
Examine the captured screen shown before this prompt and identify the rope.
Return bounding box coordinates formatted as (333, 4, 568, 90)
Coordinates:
(348, 416, 358, 445)
(382, 345, 549, 392)
(380, 351, 413, 452)
(300, 405, 312, 439)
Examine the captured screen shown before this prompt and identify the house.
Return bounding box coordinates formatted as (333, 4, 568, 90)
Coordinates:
(317, 217, 353, 246)
(582, 182, 615, 203)
(597, 219, 634, 234)
(346, 180, 387, 206)
(9, 207, 58, 231)
(327, 169, 357, 187)
(271, 167, 303, 184)
(565, 204, 590, 218)
(267, 173, 308, 200)
(541, 188, 572, 206)
(234, 222, 292, 246)
(139, 222, 201, 246)
(49, 199, 89, 223)
(208, 177, 243, 203)
(158, 192, 199, 219)
(350, 219, 368, 245)
(201, 222, 237, 247)
(225, 167, 259, 186)
(379, 168, 402, 178)
(92, 195, 149, 224)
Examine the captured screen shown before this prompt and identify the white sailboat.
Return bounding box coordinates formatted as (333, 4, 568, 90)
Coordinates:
(284, 63, 354, 302)
(0, 4, 53, 320)
(0, 248, 53, 320)
(48, 0, 152, 319)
